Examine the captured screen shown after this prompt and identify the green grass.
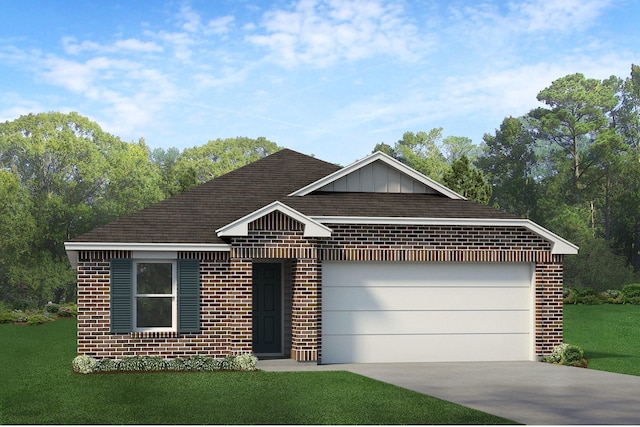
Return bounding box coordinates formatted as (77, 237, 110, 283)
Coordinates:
(0, 320, 513, 424)
(564, 304, 640, 376)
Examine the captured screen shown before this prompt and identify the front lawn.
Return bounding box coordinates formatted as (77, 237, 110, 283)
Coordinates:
(564, 304, 640, 376)
(0, 319, 513, 424)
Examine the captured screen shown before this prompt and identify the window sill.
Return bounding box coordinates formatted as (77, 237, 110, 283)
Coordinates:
(130, 331, 178, 339)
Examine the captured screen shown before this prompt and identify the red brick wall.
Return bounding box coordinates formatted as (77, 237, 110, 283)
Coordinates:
(75, 215, 564, 360)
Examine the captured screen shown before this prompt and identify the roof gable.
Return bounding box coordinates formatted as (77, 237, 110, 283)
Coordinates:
(289, 151, 464, 199)
(216, 201, 332, 238)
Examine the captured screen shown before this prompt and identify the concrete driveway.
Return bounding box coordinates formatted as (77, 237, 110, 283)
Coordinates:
(258, 360, 640, 425)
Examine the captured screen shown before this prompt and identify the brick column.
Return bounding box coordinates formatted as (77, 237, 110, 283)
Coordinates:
(535, 259, 564, 356)
(290, 258, 320, 361)
(228, 258, 253, 354)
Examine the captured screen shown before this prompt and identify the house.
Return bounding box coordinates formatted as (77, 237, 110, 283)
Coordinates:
(64, 149, 577, 364)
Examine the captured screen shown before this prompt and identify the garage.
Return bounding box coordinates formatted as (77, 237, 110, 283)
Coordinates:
(321, 261, 534, 364)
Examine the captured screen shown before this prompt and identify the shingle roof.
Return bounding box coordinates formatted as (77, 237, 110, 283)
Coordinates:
(71, 148, 519, 244)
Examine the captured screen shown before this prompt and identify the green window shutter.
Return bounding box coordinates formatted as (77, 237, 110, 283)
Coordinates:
(178, 259, 200, 334)
(110, 259, 133, 333)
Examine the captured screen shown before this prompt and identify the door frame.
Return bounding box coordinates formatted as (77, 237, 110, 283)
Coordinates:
(252, 260, 285, 357)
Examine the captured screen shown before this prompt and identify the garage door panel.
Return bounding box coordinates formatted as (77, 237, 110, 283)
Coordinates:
(323, 262, 532, 288)
(323, 310, 530, 335)
(322, 334, 531, 363)
(323, 286, 530, 311)
(321, 261, 533, 364)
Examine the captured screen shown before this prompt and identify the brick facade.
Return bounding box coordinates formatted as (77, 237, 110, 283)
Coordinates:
(76, 212, 564, 361)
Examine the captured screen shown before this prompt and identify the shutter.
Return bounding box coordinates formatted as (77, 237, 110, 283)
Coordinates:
(178, 259, 201, 334)
(110, 259, 133, 333)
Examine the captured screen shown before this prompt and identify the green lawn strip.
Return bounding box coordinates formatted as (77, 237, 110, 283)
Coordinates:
(0, 320, 514, 425)
(564, 304, 640, 376)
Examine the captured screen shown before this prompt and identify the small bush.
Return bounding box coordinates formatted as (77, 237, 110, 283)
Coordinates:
(12, 310, 28, 323)
(563, 288, 604, 305)
(73, 355, 98, 374)
(600, 289, 623, 304)
(44, 303, 60, 314)
(26, 314, 50, 325)
(622, 284, 640, 304)
(541, 343, 587, 368)
(0, 311, 19, 324)
(233, 353, 258, 371)
(117, 356, 147, 371)
(96, 358, 117, 372)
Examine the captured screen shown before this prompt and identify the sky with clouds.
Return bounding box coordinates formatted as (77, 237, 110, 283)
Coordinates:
(1, 0, 638, 165)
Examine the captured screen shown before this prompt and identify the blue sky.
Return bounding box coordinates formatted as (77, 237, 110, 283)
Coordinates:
(1, 0, 638, 165)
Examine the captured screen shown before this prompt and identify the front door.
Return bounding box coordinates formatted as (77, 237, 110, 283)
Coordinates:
(252, 263, 282, 355)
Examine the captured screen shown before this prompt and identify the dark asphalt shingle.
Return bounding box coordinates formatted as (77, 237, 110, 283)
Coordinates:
(71, 149, 519, 244)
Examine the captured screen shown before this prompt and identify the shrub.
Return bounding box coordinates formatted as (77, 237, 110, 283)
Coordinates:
(166, 357, 188, 371)
(600, 289, 623, 304)
(541, 343, 587, 367)
(71, 354, 258, 374)
(0, 310, 19, 324)
(96, 358, 117, 372)
(12, 310, 28, 323)
(622, 284, 640, 304)
(117, 356, 147, 371)
(26, 314, 50, 325)
(73, 355, 98, 374)
(233, 353, 258, 371)
(44, 303, 60, 314)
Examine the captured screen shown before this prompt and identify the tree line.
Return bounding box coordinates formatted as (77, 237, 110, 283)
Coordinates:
(1, 64, 639, 307)
(0, 112, 280, 307)
(378, 64, 640, 291)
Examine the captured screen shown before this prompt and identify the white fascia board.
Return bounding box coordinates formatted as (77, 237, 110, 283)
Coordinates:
(289, 151, 465, 200)
(311, 216, 579, 255)
(64, 242, 231, 269)
(216, 201, 333, 238)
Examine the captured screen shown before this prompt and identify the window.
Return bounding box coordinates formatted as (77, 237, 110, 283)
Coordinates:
(110, 258, 200, 334)
(133, 261, 176, 331)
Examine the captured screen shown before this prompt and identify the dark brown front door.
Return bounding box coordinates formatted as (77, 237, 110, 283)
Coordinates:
(252, 263, 282, 354)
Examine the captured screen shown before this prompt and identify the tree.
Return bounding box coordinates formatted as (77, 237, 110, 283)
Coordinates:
(372, 129, 449, 181)
(442, 156, 491, 204)
(173, 137, 281, 191)
(442, 135, 479, 164)
(529, 73, 618, 201)
(477, 117, 538, 217)
(0, 112, 164, 306)
(150, 146, 181, 197)
(617, 64, 640, 151)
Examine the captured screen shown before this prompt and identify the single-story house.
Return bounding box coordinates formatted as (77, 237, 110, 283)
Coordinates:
(65, 149, 577, 364)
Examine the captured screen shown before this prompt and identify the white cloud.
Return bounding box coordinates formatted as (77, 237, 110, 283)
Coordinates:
(113, 38, 163, 53)
(512, 0, 611, 33)
(247, 0, 429, 67)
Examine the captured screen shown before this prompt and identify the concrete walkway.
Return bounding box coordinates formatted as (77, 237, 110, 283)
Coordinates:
(258, 359, 640, 425)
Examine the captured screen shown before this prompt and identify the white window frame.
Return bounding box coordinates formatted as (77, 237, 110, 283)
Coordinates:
(133, 260, 177, 332)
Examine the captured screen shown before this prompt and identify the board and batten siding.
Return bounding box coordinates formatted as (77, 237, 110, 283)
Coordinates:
(319, 160, 436, 194)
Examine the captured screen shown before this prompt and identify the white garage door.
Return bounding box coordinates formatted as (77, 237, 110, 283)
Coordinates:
(321, 262, 534, 364)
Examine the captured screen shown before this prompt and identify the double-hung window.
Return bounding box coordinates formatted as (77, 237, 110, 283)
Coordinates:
(110, 258, 200, 334)
(133, 260, 177, 331)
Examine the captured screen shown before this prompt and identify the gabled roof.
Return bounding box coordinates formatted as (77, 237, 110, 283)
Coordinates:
(290, 151, 465, 199)
(66, 148, 578, 258)
(216, 201, 332, 238)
